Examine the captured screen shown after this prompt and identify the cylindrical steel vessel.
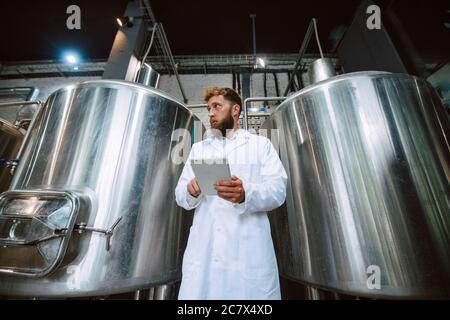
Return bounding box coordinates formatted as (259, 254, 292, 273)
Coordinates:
(0, 118, 23, 192)
(266, 71, 450, 298)
(307, 58, 336, 84)
(0, 80, 201, 297)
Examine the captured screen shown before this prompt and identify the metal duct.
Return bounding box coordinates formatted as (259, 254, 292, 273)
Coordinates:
(136, 63, 160, 88)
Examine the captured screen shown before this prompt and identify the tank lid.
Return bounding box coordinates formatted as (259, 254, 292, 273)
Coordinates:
(0, 190, 81, 277)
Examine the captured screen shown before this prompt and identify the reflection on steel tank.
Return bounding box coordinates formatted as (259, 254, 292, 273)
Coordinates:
(266, 71, 449, 298)
(0, 80, 203, 298)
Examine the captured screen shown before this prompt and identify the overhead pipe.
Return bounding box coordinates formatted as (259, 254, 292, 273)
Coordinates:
(273, 73, 280, 97)
(283, 18, 322, 96)
(0, 100, 42, 108)
(142, 0, 188, 103)
(135, 23, 159, 82)
(158, 24, 188, 103)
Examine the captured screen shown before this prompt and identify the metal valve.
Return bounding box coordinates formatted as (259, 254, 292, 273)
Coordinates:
(75, 217, 122, 251)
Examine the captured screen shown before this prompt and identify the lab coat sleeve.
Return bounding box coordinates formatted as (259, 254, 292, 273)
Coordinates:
(233, 138, 287, 214)
(175, 146, 203, 211)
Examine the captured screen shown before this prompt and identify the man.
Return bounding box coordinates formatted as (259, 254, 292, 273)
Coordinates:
(175, 87, 287, 299)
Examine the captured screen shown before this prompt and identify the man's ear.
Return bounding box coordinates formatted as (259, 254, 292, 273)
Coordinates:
(232, 104, 240, 117)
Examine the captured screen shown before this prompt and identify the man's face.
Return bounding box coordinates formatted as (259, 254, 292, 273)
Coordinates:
(207, 95, 235, 134)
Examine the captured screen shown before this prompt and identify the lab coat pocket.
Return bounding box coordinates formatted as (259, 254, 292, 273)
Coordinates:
(243, 242, 279, 297)
(243, 227, 278, 281)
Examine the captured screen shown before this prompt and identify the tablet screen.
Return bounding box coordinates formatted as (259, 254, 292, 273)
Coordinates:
(191, 158, 231, 196)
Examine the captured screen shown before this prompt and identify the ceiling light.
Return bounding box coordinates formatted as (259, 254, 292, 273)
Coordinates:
(65, 55, 77, 64)
(116, 16, 134, 28)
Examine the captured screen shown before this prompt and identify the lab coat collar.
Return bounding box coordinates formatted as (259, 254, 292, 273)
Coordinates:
(204, 129, 250, 154)
(205, 128, 248, 142)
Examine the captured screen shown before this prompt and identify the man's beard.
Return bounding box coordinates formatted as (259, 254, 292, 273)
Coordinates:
(212, 113, 234, 137)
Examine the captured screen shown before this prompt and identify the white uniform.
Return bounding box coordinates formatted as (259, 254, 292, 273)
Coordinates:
(175, 129, 288, 300)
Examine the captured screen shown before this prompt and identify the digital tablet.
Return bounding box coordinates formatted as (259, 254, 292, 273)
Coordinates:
(191, 158, 231, 196)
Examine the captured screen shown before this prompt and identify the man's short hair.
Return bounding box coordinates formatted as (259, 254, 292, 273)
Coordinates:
(203, 87, 243, 116)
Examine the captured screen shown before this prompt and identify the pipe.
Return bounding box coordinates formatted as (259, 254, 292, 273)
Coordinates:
(136, 23, 159, 82)
(243, 97, 286, 130)
(141, 0, 187, 103)
(296, 70, 304, 90)
(0, 100, 42, 108)
(158, 24, 188, 103)
(273, 73, 280, 97)
(287, 71, 297, 92)
(283, 18, 324, 96)
(237, 73, 241, 96)
(187, 103, 207, 108)
(0, 87, 39, 102)
(263, 72, 268, 98)
(250, 14, 257, 66)
(312, 19, 324, 59)
(232, 72, 236, 91)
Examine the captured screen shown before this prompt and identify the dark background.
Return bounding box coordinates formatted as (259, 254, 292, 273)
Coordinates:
(0, 0, 448, 63)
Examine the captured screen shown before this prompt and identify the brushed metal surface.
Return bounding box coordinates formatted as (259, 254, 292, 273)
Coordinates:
(0, 80, 199, 297)
(267, 71, 450, 298)
(307, 58, 336, 84)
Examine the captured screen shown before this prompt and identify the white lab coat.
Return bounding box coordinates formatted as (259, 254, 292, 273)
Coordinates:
(175, 129, 287, 300)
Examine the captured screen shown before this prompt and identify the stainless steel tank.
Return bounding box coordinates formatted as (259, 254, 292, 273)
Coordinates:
(0, 80, 202, 297)
(266, 71, 450, 298)
(0, 118, 23, 192)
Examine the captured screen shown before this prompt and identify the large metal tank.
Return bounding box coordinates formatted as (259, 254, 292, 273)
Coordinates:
(0, 118, 23, 192)
(266, 71, 450, 298)
(0, 80, 202, 297)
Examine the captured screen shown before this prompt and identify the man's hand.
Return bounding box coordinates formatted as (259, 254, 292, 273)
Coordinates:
(215, 175, 245, 204)
(187, 178, 201, 197)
